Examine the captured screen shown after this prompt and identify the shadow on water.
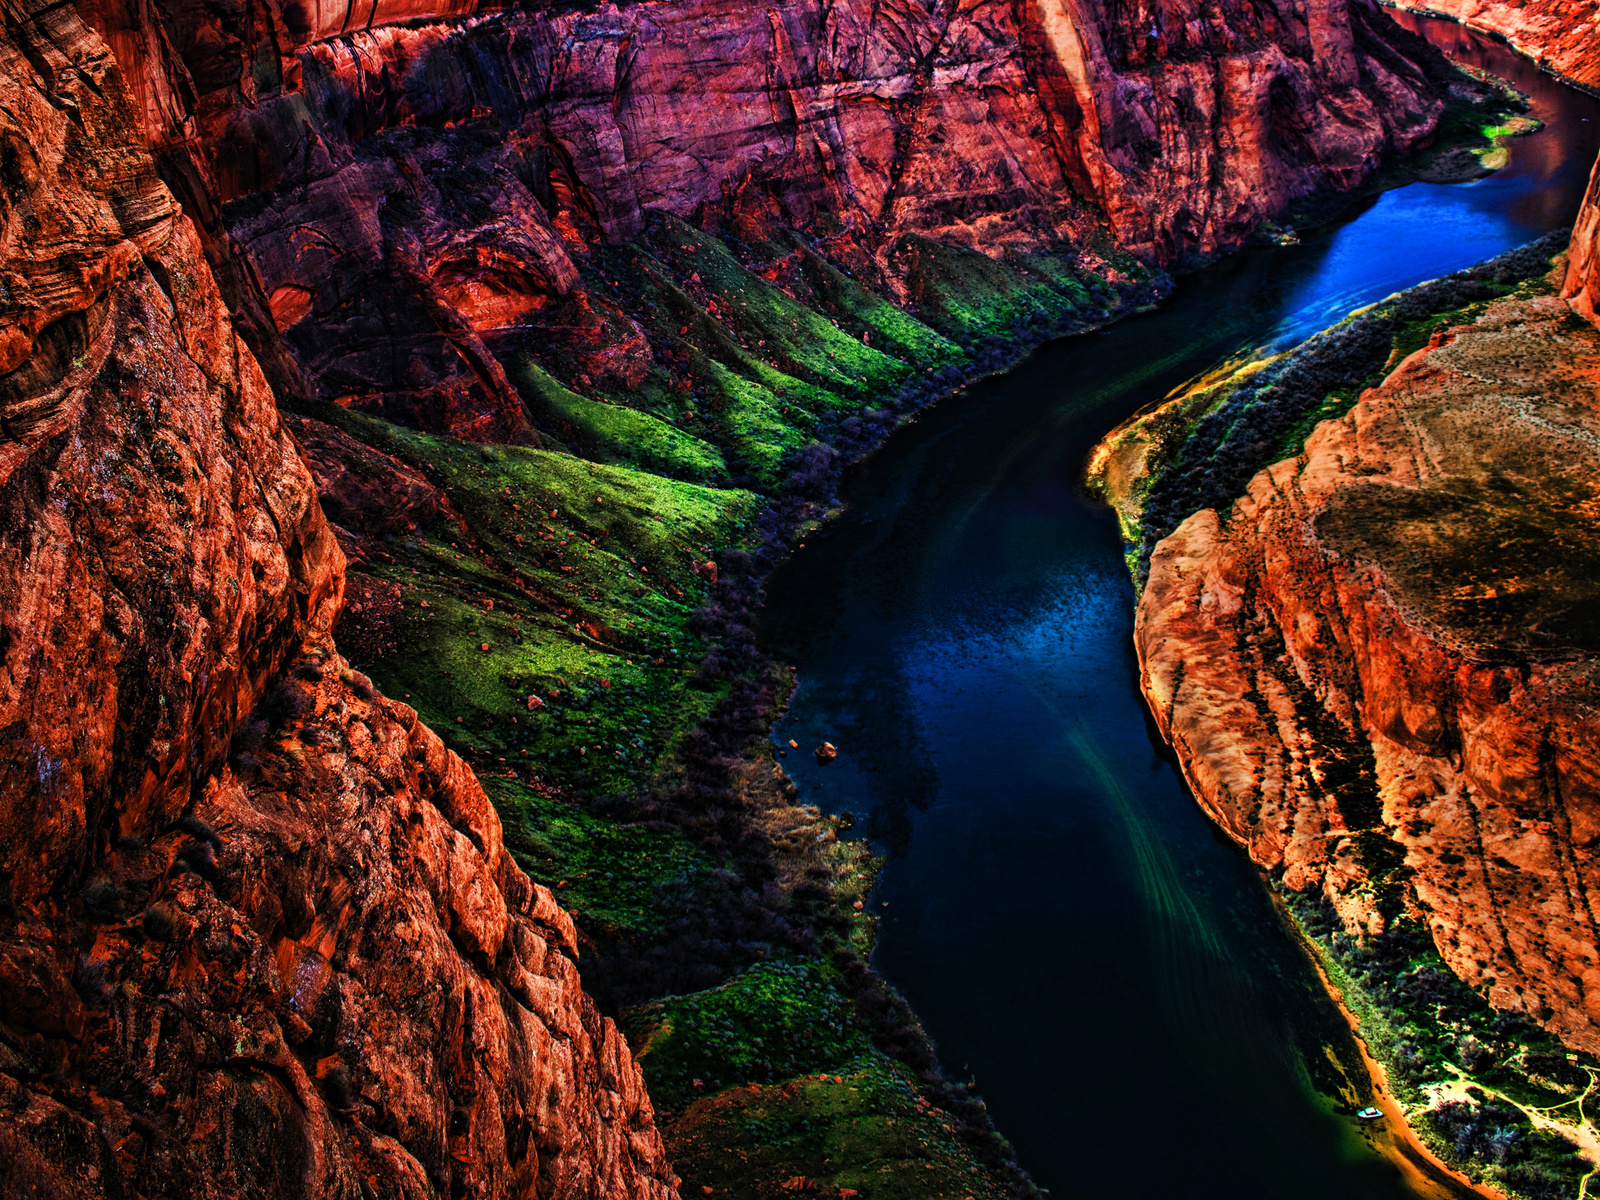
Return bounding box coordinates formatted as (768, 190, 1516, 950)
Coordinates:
(758, 17, 1600, 1200)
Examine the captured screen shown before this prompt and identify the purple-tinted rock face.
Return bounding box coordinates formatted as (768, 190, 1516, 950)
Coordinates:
(82, 0, 1452, 436)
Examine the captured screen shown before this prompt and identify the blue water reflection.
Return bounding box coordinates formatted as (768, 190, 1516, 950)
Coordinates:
(761, 16, 1600, 1200)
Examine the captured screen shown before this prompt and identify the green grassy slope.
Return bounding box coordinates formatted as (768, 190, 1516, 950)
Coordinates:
(308, 212, 1140, 1200)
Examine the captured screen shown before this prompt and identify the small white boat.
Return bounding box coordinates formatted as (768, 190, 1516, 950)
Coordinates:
(1357, 1107, 1384, 1121)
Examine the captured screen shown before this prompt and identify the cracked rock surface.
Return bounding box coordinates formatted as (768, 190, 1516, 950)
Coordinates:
(1137, 286, 1600, 1050)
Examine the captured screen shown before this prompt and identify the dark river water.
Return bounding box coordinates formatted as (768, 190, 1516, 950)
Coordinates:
(760, 17, 1600, 1200)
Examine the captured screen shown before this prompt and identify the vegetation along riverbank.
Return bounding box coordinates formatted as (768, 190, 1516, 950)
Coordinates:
(1093, 222, 1600, 1200)
(308, 52, 1545, 1200)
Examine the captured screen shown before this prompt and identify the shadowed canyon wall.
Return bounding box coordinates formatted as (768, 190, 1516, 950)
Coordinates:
(0, 0, 675, 1194)
(76, 0, 1460, 437)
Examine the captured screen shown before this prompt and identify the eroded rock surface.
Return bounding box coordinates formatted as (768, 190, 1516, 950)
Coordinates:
(1565, 154, 1600, 325)
(94, 0, 1457, 434)
(1385, 0, 1600, 89)
(0, 1, 676, 1194)
(0, 643, 676, 1199)
(1136, 289, 1600, 1049)
(0, 0, 342, 908)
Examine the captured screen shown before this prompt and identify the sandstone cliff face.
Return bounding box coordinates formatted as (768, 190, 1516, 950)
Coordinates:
(1, 640, 676, 1199)
(87, 0, 1453, 433)
(1384, 0, 1600, 89)
(0, 1, 676, 1194)
(0, 0, 341, 910)
(1563, 154, 1600, 325)
(1136, 290, 1600, 1050)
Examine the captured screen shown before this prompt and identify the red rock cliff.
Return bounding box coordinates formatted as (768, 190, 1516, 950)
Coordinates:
(1564, 154, 1600, 325)
(0, 0, 676, 1193)
(83, 0, 1454, 434)
(1383, 0, 1600, 89)
(1135, 290, 1600, 1050)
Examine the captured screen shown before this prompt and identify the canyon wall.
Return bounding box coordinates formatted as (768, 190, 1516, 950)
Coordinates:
(1564, 155, 1600, 325)
(1132, 0, 1600, 1055)
(0, 0, 1488, 1190)
(1384, 1, 1600, 89)
(76, 0, 1458, 433)
(0, 0, 676, 1194)
(1135, 289, 1600, 1050)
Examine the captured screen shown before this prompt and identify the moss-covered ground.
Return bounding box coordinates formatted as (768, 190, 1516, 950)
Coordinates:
(663, 1057, 1011, 1200)
(623, 960, 873, 1104)
(622, 959, 1007, 1198)
(489, 775, 716, 941)
(322, 408, 758, 797)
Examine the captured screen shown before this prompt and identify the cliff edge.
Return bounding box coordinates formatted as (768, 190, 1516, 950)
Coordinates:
(0, 0, 675, 1194)
(1135, 263, 1600, 1049)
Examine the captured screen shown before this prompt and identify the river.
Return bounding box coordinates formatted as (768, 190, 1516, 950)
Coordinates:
(758, 17, 1600, 1200)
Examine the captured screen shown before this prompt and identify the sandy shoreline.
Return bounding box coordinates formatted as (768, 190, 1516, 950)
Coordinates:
(1271, 893, 1509, 1200)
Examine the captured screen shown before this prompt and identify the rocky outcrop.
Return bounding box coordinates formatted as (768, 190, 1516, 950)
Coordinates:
(0, 0, 342, 907)
(1383, 1, 1600, 89)
(88, 0, 1457, 432)
(0, 640, 677, 1198)
(1135, 288, 1600, 1050)
(1564, 155, 1600, 325)
(0, 0, 676, 1193)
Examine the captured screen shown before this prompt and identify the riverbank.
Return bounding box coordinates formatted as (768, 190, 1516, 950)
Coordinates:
(1282, 887, 1600, 1200)
(1084, 232, 1570, 585)
(1275, 892, 1506, 1200)
(300, 21, 1553, 1197)
(1100, 241, 1600, 1200)
(1381, 2, 1600, 97)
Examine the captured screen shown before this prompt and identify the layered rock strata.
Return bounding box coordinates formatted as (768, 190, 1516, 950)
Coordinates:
(0, 0, 675, 1193)
(85, 0, 1459, 434)
(1136, 286, 1600, 1050)
(1384, 1, 1600, 89)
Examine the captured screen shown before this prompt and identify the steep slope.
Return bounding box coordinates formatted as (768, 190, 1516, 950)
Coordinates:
(78, 0, 1460, 437)
(1135, 283, 1600, 1048)
(1384, 0, 1600, 90)
(1565, 154, 1600, 323)
(0, 1, 674, 1195)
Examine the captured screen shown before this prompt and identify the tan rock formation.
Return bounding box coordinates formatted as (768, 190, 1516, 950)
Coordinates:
(1564, 154, 1600, 326)
(0, 0, 677, 1193)
(1136, 290, 1600, 1050)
